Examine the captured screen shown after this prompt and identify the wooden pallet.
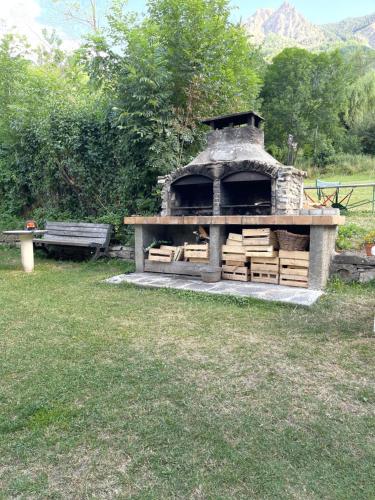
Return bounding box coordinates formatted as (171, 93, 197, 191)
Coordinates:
(148, 247, 174, 262)
(251, 256, 279, 273)
(184, 243, 209, 259)
(245, 246, 277, 258)
(251, 270, 279, 284)
(279, 250, 309, 288)
(222, 265, 250, 282)
(243, 228, 277, 247)
(222, 244, 247, 263)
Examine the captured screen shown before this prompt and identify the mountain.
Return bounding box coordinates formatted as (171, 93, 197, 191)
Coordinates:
(243, 2, 375, 57)
(323, 12, 375, 47)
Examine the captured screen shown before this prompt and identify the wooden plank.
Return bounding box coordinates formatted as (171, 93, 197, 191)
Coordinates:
(251, 256, 279, 265)
(245, 246, 277, 258)
(45, 225, 109, 234)
(184, 244, 209, 251)
(246, 251, 277, 258)
(186, 251, 209, 259)
(144, 260, 205, 276)
(222, 255, 248, 263)
(173, 247, 184, 261)
(243, 228, 270, 237)
(188, 257, 209, 263)
(222, 245, 246, 255)
(148, 255, 173, 262)
(280, 273, 308, 281)
(244, 245, 274, 252)
(279, 276, 308, 288)
(243, 237, 274, 246)
(279, 250, 309, 261)
(226, 239, 243, 247)
(227, 233, 243, 242)
(223, 260, 248, 266)
(46, 221, 111, 229)
(251, 271, 279, 284)
(280, 258, 309, 268)
(149, 248, 174, 256)
(280, 267, 308, 277)
(35, 237, 103, 247)
(44, 231, 108, 241)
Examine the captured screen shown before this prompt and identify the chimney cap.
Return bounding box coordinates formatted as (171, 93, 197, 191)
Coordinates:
(201, 111, 264, 130)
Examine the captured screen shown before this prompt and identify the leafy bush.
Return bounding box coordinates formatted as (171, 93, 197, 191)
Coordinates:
(336, 223, 366, 250)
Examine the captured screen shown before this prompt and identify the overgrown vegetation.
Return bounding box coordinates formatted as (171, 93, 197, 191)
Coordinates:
(0, 0, 374, 233)
(0, 247, 374, 497)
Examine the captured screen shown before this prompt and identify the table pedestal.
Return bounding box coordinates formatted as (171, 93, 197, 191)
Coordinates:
(19, 234, 34, 272)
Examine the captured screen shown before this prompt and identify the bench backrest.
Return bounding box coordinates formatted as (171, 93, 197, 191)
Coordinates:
(44, 221, 112, 248)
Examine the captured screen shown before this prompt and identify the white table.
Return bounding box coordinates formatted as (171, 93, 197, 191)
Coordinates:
(3, 230, 47, 272)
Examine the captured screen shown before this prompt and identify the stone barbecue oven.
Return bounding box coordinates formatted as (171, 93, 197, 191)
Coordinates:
(125, 111, 345, 291)
(161, 111, 305, 217)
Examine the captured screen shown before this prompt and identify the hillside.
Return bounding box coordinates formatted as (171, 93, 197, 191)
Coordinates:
(244, 2, 375, 57)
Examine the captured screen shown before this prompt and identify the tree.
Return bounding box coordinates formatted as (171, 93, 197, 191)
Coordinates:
(261, 48, 352, 162)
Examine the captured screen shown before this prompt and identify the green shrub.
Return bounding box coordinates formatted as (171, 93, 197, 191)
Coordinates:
(336, 223, 366, 250)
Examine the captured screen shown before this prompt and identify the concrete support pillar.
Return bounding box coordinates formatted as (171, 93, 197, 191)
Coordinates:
(134, 225, 160, 273)
(308, 225, 337, 290)
(209, 225, 226, 267)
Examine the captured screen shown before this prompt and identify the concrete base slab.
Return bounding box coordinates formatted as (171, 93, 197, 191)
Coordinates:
(105, 272, 323, 306)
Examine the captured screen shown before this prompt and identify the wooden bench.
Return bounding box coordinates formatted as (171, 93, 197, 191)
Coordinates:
(34, 221, 112, 261)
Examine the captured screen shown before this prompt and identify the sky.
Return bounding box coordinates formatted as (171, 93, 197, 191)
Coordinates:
(0, 0, 375, 50)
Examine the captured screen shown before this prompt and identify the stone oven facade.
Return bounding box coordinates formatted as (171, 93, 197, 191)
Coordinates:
(161, 111, 306, 217)
(125, 111, 345, 291)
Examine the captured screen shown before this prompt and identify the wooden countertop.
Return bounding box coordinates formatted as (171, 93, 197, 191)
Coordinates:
(124, 215, 345, 226)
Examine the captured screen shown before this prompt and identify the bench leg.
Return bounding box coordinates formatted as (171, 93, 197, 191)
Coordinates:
(90, 246, 102, 262)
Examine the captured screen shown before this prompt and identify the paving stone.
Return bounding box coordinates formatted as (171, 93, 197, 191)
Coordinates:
(105, 272, 323, 306)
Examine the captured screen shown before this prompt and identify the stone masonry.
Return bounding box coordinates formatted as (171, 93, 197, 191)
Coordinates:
(160, 123, 306, 216)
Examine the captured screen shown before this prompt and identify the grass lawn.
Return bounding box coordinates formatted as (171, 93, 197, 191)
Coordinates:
(0, 246, 374, 498)
(305, 171, 375, 250)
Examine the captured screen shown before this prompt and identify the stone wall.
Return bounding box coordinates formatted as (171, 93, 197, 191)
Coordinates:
(107, 245, 135, 261)
(330, 252, 375, 283)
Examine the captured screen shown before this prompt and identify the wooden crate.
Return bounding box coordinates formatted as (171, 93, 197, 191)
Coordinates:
(279, 275, 308, 288)
(222, 244, 247, 263)
(279, 250, 309, 288)
(148, 247, 174, 262)
(245, 246, 277, 258)
(243, 228, 277, 247)
(251, 256, 279, 273)
(222, 265, 250, 282)
(226, 238, 243, 247)
(227, 233, 243, 243)
(184, 243, 209, 259)
(160, 245, 184, 261)
(251, 270, 279, 284)
(189, 257, 210, 263)
(224, 260, 249, 267)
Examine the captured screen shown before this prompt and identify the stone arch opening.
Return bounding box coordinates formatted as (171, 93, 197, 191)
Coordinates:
(220, 171, 272, 215)
(170, 174, 213, 216)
